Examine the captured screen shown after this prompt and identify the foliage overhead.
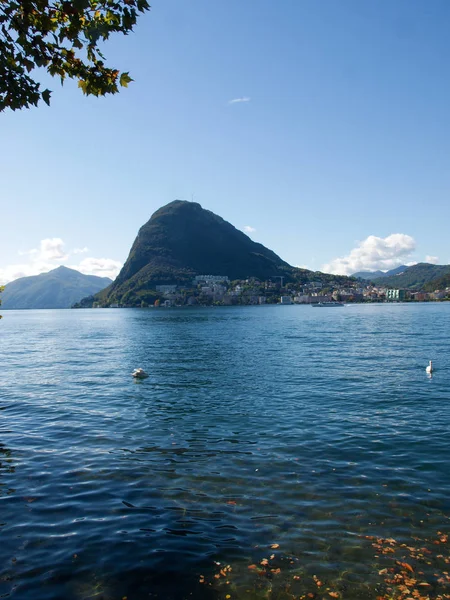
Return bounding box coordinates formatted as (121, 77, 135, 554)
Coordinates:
(0, 0, 150, 111)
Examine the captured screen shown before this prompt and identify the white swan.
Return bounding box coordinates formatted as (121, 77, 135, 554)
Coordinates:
(426, 360, 433, 374)
(132, 368, 149, 379)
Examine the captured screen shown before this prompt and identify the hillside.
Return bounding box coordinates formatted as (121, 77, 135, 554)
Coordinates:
(372, 263, 450, 289)
(423, 272, 450, 292)
(1, 266, 112, 309)
(86, 200, 355, 307)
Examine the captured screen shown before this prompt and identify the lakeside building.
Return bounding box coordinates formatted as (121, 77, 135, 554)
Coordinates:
(386, 289, 406, 301)
(431, 291, 447, 300)
(411, 292, 429, 301)
(222, 294, 238, 305)
(293, 294, 332, 304)
(113, 276, 450, 308)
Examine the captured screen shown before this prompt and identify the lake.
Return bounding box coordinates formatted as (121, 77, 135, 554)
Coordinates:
(1, 304, 450, 600)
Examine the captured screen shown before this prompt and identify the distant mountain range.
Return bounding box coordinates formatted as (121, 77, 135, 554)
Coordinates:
(1, 266, 112, 309)
(352, 265, 408, 279)
(5, 203, 447, 310)
(83, 200, 355, 307)
(354, 263, 450, 290)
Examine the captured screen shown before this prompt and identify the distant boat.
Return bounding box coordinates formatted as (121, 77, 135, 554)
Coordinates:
(311, 301, 345, 307)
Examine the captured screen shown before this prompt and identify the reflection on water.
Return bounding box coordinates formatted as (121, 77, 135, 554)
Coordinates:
(0, 305, 450, 599)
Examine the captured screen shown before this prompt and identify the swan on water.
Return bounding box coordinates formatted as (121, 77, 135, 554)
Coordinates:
(426, 360, 433, 374)
(132, 368, 149, 379)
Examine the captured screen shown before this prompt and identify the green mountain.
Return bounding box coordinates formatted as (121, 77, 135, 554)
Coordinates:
(88, 200, 354, 307)
(2, 266, 112, 309)
(372, 263, 450, 289)
(423, 272, 450, 292)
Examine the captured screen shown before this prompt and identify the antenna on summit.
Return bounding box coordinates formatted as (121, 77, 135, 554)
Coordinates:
(191, 193, 195, 203)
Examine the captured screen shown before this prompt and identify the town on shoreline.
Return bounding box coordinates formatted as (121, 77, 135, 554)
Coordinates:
(94, 274, 450, 308)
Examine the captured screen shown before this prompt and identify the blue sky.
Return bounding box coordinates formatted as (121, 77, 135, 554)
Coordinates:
(1, 0, 450, 283)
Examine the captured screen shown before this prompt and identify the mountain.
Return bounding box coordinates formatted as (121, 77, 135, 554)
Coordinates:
(352, 265, 408, 280)
(423, 272, 450, 292)
(1, 266, 112, 309)
(88, 200, 354, 307)
(372, 263, 450, 289)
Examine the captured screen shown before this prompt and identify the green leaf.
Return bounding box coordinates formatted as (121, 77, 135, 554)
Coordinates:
(119, 72, 132, 87)
(137, 0, 150, 12)
(42, 89, 51, 105)
(34, 57, 48, 68)
(23, 58, 35, 73)
(1, 0, 147, 112)
(72, 0, 90, 10)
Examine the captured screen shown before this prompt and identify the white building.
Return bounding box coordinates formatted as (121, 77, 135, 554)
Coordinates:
(193, 275, 229, 284)
(156, 285, 178, 293)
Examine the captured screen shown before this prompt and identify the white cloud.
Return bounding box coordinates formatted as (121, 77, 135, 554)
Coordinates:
(39, 238, 68, 261)
(322, 233, 416, 276)
(425, 255, 439, 264)
(229, 96, 251, 104)
(1, 237, 69, 284)
(71, 257, 122, 280)
(0, 263, 44, 284)
(0, 238, 122, 285)
(243, 225, 256, 233)
(19, 237, 68, 261)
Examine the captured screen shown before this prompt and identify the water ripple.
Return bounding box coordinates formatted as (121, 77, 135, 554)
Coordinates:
(1, 304, 450, 599)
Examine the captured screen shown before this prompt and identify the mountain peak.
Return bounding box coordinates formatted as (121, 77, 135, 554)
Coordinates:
(51, 265, 74, 274)
(165, 199, 202, 209)
(105, 200, 291, 304)
(352, 265, 408, 280)
(2, 268, 112, 309)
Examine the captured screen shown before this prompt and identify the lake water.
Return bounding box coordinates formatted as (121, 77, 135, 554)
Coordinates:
(1, 304, 450, 600)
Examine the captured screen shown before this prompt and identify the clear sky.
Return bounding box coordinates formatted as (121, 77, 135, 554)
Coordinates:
(1, 0, 450, 283)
